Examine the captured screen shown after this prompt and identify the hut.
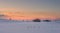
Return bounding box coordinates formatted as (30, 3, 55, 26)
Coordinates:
(43, 20, 51, 22)
(33, 19, 41, 22)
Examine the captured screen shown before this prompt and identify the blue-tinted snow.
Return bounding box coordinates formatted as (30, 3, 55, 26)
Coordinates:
(0, 21, 60, 33)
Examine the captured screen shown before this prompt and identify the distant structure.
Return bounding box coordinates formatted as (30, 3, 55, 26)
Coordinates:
(33, 19, 41, 22)
(43, 20, 51, 22)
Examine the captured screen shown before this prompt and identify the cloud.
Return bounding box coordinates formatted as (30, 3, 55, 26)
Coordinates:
(0, 14, 9, 19)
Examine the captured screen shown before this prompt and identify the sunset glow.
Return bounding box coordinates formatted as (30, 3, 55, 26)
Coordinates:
(0, 0, 60, 20)
(0, 11, 56, 20)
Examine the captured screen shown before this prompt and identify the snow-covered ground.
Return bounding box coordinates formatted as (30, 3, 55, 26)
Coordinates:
(0, 21, 60, 33)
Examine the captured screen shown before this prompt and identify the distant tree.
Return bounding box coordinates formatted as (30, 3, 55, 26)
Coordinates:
(43, 20, 51, 22)
(33, 19, 41, 22)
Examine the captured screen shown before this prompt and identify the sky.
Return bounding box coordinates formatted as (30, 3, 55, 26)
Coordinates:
(0, 0, 60, 20)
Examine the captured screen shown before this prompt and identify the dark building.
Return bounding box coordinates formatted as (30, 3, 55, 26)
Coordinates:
(43, 20, 51, 22)
(33, 19, 41, 22)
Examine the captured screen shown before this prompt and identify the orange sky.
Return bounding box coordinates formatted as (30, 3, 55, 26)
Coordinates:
(0, 10, 56, 20)
(0, 0, 60, 20)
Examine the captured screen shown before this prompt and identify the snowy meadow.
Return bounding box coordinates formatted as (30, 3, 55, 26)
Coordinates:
(0, 21, 60, 33)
